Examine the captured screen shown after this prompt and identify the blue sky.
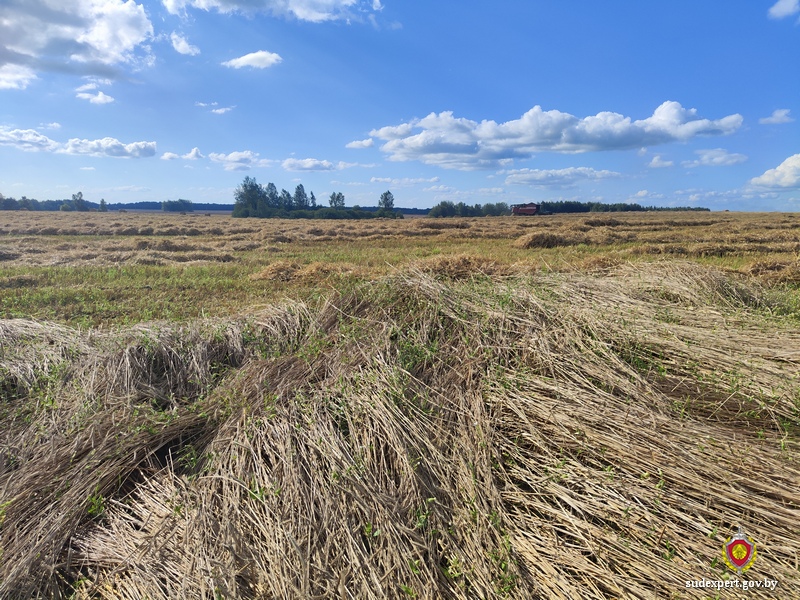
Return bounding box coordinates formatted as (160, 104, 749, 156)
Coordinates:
(1, 1, 799, 210)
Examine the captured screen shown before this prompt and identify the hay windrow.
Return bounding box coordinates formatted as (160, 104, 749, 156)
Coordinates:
(1, 262, 798, 599)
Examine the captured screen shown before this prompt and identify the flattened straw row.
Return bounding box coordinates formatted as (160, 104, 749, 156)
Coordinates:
(0, 260, 798, 598)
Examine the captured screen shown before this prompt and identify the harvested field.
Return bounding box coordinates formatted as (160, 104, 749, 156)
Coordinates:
(0, 212, 799, 598)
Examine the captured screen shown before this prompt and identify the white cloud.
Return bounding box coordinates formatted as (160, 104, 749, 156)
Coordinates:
(370, 101, 743, 170)
(648, 155, 673, 168)
(40, 122, 62, 130)
(0, 127, 61, 152)
(749, 154, 800, 189)
(0, 1, 153, 87)
(346, 138, 374, 149)
(504, 167, 621, 189)
(335, 161, 374, 169)
(0, 65, 37, 90)
(209, 150, 273, 171)
(76, 91, 115, 104)
(424, 184, 454, 192)
(195, 101, 218, 107)
(682, 148, 747, 168)
(768, 0, 800, 18)
(162, 147, 204, 161)
(211, 106, 235, 114)
(80, 166, 96, 171)
(759, 109, 794, 125)
(171, 32, 200, 56)
(61, 137, 156, 158)
(222, 50, 282, 69)
(282, 158, 335, 171)
(1, 126, 155, 158)
(162, 0, 373, 23)
(630, 189, 665, 201)
(370, 176, 440, 186)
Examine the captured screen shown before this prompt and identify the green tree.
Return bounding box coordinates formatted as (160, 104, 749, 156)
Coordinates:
(99, 198, 108, 212)
(280, 189, 293, 210)
(265, 182, 280, 208)
(309, 191, 317, 208)
(379, 190, 394, 210)
(162, 199, 194, 212)
(72, 191, 88, 212)
(233, 176, 265, 217)
(329, 191, 345, 209)
(294, 184, 309, 209)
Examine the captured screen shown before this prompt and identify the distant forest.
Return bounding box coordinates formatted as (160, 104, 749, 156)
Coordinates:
(427, 200, 709, 217)
(1, 189, 709, 216)
(231, 177, 403, 219)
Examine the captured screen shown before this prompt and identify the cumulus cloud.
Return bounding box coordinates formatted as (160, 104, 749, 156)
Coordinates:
(648, 155, 674, 168)
(61, 137, 156, 158)
(504, 167, 621, 189)
(222, 50, 282, 69)
(683, 148, 747, 168)
(0, 0, 154, 89)
(630, 189, 665, 201)
(369, 101, 743, 170)
(0, 64, 37, 90)
(282, 158, 335, 171)
(768, 0, 800, 18)
(424, 184, 454, 192)
(161, 147, 204, 161)
(209, 150, 272, 171)
(759, 109, 794, 125)
(171, 32, 200, 56)
(370, 176, 440, 186)
(76, 90, 115, 104)
(211, 106, 235, 114)
(1, 126, 155, 158)
(346, 138, 374, 149)
(749, 154, 800, 189)
(0, 127, 61, 152)
(162, 0, 374, 23)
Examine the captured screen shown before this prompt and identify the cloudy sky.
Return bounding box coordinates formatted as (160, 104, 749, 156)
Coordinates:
(1, 1, 799, 210)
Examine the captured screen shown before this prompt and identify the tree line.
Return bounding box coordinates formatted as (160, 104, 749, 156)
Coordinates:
(232, 177, 401, 219)
(425, 199, 710, 217)
(537, 201, 709, 214)
(0, 192, 108, 212)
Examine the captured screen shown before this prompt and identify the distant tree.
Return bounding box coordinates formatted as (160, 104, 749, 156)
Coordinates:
(233, 176, 264, 217)
(99, 198, 108, 212)
(280, 189, 293, 210)
(379, 190, 394, 210)
(293, 184, 309, 209)
(60, 202, 74, 212)
(329, 191, 345, 209)
(162, 199, 194, 212)
(309, 191, 317, 208)
(18, 196, 39, 211)
(72, 191, 88, 212)
(265, 182, 280, 208)
(0, 194, 18, 211)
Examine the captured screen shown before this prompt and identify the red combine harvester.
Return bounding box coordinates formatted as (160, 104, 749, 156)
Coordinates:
(511, 202, 540, 216)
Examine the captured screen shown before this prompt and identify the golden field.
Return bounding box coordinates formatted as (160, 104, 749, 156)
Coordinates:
(0, 211, 798, 599)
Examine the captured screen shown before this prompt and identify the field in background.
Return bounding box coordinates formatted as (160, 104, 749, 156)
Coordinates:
(1, 211, 799, 598)
(1, 210, 800, 326)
